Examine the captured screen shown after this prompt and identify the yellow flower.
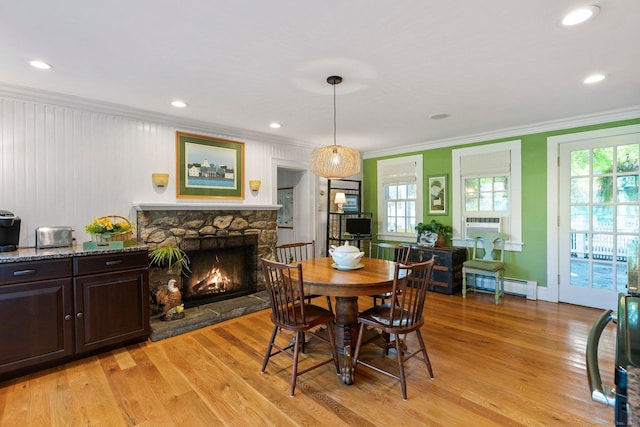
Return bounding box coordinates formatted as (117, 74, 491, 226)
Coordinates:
(85, 216, 133, 235)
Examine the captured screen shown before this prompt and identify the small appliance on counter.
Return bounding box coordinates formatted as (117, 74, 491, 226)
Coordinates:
(587, 241, 640, 426)
(35, 226, 74, 249)
(0, 210, 21, 252)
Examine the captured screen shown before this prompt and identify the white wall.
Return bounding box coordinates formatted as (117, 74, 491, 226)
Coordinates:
(0, 87, 314, 247)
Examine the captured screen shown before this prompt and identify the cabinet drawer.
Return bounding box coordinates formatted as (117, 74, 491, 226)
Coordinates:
(0, 258, 72, 285)
(74, 251, 148, 276)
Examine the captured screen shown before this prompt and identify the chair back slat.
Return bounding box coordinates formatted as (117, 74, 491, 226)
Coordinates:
(261, 258, 307, 327)
(275, 241, 315, 264)
(369, 242, 411, 264)
(469, 232, 509, 262)
(388, 260, 435, 329)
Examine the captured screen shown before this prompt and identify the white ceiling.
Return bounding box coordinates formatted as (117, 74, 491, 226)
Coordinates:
(1, 0, 639, 155)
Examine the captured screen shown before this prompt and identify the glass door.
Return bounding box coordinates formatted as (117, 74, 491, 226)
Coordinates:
(559, 134, 639, 309)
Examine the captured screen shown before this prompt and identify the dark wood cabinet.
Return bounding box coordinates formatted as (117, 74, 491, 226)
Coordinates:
(0, 249, 148, 378)
(0, 259, 74, 376)
(74, 251, 149, 354)
(406, 245, 467, 295)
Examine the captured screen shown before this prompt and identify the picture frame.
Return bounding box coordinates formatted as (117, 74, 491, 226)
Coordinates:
(176, 132, 244, 199)
(428, 174, 447, 215)
(343, 194, 360, 212)
(277, 188, 294, 228)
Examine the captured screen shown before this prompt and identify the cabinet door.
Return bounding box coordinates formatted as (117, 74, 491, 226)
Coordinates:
(0, 278, 74, 375)
(74, 268, 149, 354)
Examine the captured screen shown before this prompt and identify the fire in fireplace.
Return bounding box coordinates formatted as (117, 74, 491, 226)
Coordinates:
(181, 234, 258, 308)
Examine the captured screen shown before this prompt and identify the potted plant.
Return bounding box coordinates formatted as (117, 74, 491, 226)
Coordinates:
(148, 246, 191, 320)
(148, 245, 191, 275)
(415, 220, 453, 247)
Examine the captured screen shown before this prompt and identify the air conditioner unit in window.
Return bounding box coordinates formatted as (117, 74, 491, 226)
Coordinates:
(465, 217, 502, 238)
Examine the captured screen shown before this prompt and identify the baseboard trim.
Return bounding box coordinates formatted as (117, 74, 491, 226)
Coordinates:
(468, 276, 538, 300)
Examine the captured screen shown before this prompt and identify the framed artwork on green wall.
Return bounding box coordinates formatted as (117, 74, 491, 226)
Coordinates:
(428, 174, 447, 215)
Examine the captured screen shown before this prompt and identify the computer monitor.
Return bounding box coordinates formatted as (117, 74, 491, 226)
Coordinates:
(345, 218, 371, 236)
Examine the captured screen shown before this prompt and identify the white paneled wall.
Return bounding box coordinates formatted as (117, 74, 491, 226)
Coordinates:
(0, 89, 313, 247)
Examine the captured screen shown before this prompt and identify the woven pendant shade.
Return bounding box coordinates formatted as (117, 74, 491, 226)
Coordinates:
(310, 145, 361, 179)
(310, 75, 361, 179)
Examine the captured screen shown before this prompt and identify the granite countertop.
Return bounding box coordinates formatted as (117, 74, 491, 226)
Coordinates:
(0, 244, 148, 263)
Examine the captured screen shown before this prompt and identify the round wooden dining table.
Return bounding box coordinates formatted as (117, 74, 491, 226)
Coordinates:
(296, 256, 398, 384)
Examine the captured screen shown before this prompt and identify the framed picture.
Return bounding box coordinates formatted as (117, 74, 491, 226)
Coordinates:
(176, 132, 244, 199)
(277, 188, 294, 228)
(428, 174, 447, 215)
(343, 194, 359, 212)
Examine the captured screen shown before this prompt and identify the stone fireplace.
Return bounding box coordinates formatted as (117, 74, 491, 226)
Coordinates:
(181, 233, 258, 307)
(135, 205, 278, 340)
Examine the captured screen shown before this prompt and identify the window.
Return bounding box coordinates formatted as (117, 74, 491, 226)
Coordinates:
(385, 183, 416, 233)
(452, 140, 523, 251)
(464, 176, 509, 212)
(377, 155, 422, 241)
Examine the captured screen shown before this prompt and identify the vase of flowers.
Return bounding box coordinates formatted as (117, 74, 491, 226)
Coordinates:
(85, 215, 134, 242)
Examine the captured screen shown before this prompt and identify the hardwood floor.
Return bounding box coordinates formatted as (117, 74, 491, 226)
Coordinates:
(0, 292, 617, 426)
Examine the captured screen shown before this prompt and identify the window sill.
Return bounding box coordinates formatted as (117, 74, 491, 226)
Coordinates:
(376, 233, 417, 243)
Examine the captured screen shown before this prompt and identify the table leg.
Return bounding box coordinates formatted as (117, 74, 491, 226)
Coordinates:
(333, 296, 359, 385)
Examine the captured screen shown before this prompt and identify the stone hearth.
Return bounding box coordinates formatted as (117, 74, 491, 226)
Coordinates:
(149, 290, 270, 341)
(135, 206, 278, 340)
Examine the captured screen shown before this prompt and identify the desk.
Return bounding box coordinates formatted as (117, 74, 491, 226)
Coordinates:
(296, 256, 397, 384)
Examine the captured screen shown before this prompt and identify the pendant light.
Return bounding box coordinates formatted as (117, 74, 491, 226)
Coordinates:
(310, 76, 361, 179)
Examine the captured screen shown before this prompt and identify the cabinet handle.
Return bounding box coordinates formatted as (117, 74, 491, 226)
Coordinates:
(76, 312, 83, 318)
(64, 314, 72, 321)
(105, 260, 123, 266)
(13, 269, 36, 276)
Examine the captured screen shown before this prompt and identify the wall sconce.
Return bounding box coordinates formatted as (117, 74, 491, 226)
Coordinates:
(152, 173, 169, 187)
(249, 179, 261, 192)
(334, 192, 347, 213)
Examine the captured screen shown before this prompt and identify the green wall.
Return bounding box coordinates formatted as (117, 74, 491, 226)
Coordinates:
(363, 118, 640, 287)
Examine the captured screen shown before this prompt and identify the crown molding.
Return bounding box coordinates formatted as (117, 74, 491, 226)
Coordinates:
(132, 202, 279, 211)
(363, 106, 640, 159)
(3, 83, 638, 160)
(0, 83, 316, 151)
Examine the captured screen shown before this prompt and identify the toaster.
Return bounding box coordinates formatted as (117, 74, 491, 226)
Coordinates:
(35, 226, 74, 249)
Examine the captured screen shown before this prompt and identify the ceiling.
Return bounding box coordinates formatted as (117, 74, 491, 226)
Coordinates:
(1, 1, 639, 155)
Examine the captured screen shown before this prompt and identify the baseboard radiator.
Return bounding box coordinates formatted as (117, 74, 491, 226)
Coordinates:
(466, 275, 538, 300)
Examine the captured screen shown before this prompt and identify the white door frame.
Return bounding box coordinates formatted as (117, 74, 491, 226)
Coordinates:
(546, 124, 640, 304)
(272, 158, 317, 250)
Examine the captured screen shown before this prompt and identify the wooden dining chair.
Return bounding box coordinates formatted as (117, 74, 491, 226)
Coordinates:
(367, 242, 412, 306)
(353, 259, 436, 400)
(274, 241, 332, 313)
(260, 258, 340, 397)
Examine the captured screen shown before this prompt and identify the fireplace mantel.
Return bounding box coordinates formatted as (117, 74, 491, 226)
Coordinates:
(133, 202, 280, 211)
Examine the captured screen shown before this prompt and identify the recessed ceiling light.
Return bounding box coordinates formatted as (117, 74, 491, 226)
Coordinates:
(584, 73, 606, 84)
(562, 5, 600, 26)
(429, 113, 449, 120)
(171, 100, 188, 108)
(29, 60, 52, 70)
(269, 122, 282, 129)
